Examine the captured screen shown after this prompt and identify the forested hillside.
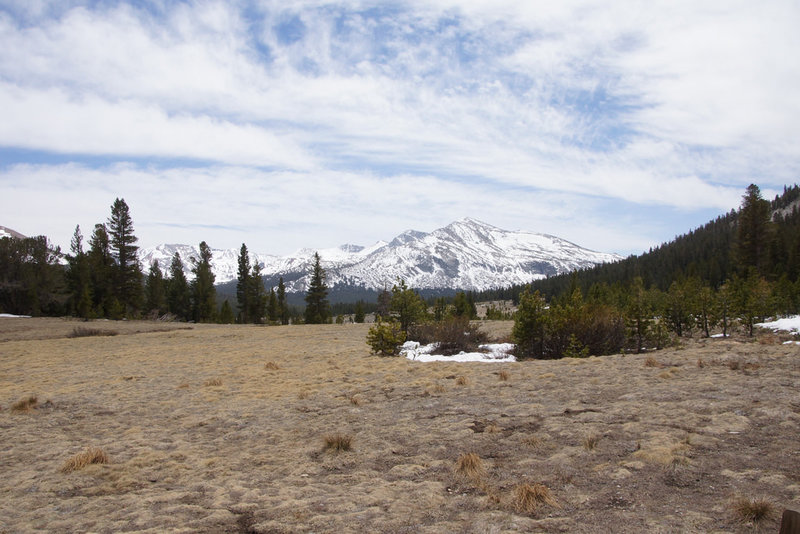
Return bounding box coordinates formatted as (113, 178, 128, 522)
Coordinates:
(479, 184, 800, 303)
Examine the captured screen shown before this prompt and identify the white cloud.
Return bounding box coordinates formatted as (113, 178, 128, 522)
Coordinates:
(0, 0, 798, 257)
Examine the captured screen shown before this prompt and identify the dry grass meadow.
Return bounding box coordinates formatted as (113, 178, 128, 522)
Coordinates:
(1, 317, 799, 533)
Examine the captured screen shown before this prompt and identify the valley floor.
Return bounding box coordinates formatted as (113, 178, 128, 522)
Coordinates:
(0, 318, 798, 533)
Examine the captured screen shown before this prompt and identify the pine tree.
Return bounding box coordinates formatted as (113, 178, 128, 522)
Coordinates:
(735, 184, 772, 276)
(218, 300, 235, 324)
(107, 198, 142, 316)
(247, 262, 266, 324)
(144, 260, 167, 317)
(376, 286, 391, 319)
(512, 288, 547, 359)
(88, 224, 115, 317)
(191, 241, 216, 323)
(267, 287, 278, 323)
(354, 300, 366, 323)
(304, 252, 329, 324)
(277, 277, 289, 325)
(390, 279, 426, 333)
(236, 243, 250, 324)
(66, 225, 92, 319)
(166, 252, 190, 320)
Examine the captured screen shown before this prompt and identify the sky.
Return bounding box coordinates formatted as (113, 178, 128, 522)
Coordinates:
(1, 0, 798, 257)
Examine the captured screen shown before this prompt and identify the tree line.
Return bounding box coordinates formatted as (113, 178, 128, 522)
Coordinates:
(0, 198, 297, 323)
(508, 184, 800, 359)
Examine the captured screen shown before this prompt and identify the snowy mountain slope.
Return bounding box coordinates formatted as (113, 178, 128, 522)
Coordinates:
(139, 218, 621, 292)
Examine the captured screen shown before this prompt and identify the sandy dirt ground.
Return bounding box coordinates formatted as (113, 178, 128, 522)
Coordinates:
(0, 318, 798, 533)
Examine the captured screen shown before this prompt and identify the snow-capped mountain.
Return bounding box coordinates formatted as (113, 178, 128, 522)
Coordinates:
(139, 218, 621, 292)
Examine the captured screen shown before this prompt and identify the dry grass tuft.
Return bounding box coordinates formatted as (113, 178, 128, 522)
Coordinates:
(498, 370, 511, 381)
(11, 395, 38, 412)
(347, 393, 362, 406)
(454, 452, 486, 480)
(486, 422, 502, 434)
(582, 432, 601, 451)
(60, 447, 109, 473)
(523, 435, 544, 449)
(512, 483, 557, 514)
(697, 358, 705, 368)
(203, 378, 223, 387)
(68, 326, 118, 338)
(323, 433, 353, 452)
(644, 356, 662, 368)
(428, 383, 447, 394)
(731, 495, 774, 523)
(455, 375, 470, 386)
(264, 361, 280, 370)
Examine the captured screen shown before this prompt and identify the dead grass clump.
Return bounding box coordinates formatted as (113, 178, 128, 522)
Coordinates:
(203, 378, 223, 387)
(68, 326, 118, 338)
(347, 393, 362, 406)
(645, 356, 662, 368)
(11, 395, 38, 412)
(455, 375, 470, 386)
(264, 361, 280, 370)
(428, 384, 447, 394)
(498, 370, 511, 381)
(697, 358, 706, 368)
(454, 452, 486, 481)
(523, 436, 544, 449)
(486, 422, 502, 434)
(60, 447, 109, 473)
(731, 495, 774, 523)
(512, 483, 557, 515)
(728, 359, 741, 371)
(323, 433, 353, 452)
(583, 432, 601, 451)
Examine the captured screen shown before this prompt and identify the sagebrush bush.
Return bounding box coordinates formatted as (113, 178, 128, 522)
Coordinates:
(366, 319, 406, 356)
(407, 316, 488, 355)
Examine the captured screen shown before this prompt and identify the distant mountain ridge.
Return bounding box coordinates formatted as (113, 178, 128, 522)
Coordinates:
(139, 218, 621, 292)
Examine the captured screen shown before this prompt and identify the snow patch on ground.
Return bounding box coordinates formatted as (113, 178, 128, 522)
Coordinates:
(401, 341, 516, 362)
(0, 313, 32, 318)
(756, 316, 800, 334)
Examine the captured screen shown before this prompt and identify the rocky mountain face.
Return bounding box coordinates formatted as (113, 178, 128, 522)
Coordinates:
(138, 218, 621, 292)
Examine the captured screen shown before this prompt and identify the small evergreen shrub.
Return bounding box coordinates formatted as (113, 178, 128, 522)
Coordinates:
(366, 319, 406, 356)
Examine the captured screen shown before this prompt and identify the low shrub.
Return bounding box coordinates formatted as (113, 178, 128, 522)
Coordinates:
(407, 316, 488, 355)
(366, 319, 406, 356)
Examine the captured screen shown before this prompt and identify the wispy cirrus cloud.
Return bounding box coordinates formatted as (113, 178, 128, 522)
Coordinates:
(0, 0, 797, 255)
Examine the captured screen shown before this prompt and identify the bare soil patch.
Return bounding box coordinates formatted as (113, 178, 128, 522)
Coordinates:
(1, 318, 798, 532)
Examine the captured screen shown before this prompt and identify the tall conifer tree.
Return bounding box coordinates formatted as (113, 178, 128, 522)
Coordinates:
(191, 241, 216, 322)
(167, 252, 190, 320)
(236, 243, 251, 323)
(304, 252, 329, 324)
(277, 277, 289, 325)
(107, 198, 142, 315)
